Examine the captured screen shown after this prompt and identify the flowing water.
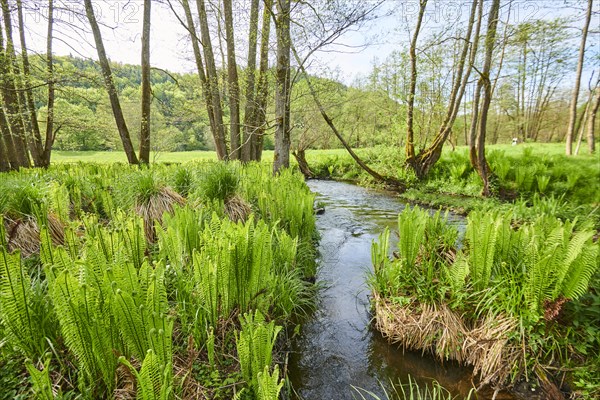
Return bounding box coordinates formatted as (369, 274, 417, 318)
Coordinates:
(287, 180, 505, 400)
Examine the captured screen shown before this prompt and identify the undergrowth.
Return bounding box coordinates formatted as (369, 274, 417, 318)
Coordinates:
(369, 206, 600, 397)
(0, 161, 317, 399)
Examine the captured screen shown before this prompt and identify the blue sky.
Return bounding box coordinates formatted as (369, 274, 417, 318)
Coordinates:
(19, 0, 599, 86)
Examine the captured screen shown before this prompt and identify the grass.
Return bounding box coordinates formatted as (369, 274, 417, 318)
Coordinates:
(50, 148, 356, 164)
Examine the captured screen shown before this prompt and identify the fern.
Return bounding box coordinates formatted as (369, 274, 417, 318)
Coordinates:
(371, 228, 390, 273)
(558, 231, 598, 299)
(145, 263, 173, 366)
(119, 350, 173, 400)
(0, 250, 47, 359)
(112, 287, 148, 359)
(236, 311, 282, 394)
(25, 356, 55, 400)
(519, 219, 598, 315)
(257, 365, 284, 400)
(465, 211, 500, 289)
(398, 207, 427, 269)
(50, 270, 117, 393)
(444, 252, 470, 293)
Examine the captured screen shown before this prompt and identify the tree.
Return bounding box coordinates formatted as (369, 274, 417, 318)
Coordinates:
(177, 0, 218, 150)
(293, 49, 402, 187)
(250, 0, 273, 161)
(286, 0, 386, 176)
(566, 0, 593, 155)
(15, 0, 43, 166)
(41, 0, 57, 167)
(196, 0, 228, 160)
(1, 0, 30, 168)
(0, 16, 19, 171)
(405, 0, 428, 163)
(241, 0, 272, 162)
(405, 0, 481, 179)
(273, 0, 291, 173)
(470, 0, 501, 196)
(139, 0, 152, 164)
(223, 0, 241, 159)
(83, 0, 138, 164)
(507, 19, 571, 142)
(586, 84, 599, 154)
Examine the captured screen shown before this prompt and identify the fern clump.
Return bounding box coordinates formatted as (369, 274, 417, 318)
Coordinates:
(0, 162, 318, 398)
(371, 205, 600, 390)
(236, 311, 282, 396)
(0, 249, 50, 360)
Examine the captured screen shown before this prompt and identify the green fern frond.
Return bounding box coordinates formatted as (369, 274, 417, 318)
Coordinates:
(398, 207, 427, 269)
(0, 250, 46, 359)
(25, 355, 55, 400)
(257, 365, 284, 400)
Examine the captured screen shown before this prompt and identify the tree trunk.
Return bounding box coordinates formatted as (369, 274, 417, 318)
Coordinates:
(406, 0, 481, 179)
(83, 0, 138, 164)
(179, 0, 217, 137)
(252, 0, 272, 161)
(16, 0, 43, 166)
(0, 0, 29, 168)
(292, 46, 404, 189)
(587, 85, 599, 154)
(0, 17, 15, 171)
(566, 0, 593, 155)
(469, 82, 483, 166)
(196, 0, 228, 160)
(273, 0, 291, 174)
(241, 0, 259, 162)
(575, 92, 593, 155)
(41, 0, 56, 167)
(139, 0, 151, 164)
(473, 0, 500, 197)
(292, 149, 314, 178)
(0, 113, 8, 171)
(223, 0, 241, 160)
(0, 105, 13, 171)
(405, 0, 427, 161)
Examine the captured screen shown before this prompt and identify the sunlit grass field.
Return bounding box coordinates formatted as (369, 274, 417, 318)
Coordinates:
(50, 143, 598, 164)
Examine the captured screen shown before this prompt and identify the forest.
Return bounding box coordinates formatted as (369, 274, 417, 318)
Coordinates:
(0, 0, 599, 399)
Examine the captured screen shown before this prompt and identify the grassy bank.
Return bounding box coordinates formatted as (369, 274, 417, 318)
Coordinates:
(305, 143, 599, 227)
(0, 162, 317, 399)
(286, 143, 599, 398)
(369, 207, 599, 398)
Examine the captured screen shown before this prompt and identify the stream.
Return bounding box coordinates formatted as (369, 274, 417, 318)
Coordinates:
(287, 180, 496, 400)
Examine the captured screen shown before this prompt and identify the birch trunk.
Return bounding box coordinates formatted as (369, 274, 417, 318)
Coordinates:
(223, 0, 241, 159)
(42, 0, 56, 167)
(273, 0, 291, 173)
(241, 0, 259, 162)
(83, 0, 138, 164)
(139, 0, 152, 164)
(566, 0, 593, 155)
(196, 0, 228, 160)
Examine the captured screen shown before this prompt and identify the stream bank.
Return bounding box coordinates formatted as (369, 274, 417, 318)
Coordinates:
(287, 180, 501, 399)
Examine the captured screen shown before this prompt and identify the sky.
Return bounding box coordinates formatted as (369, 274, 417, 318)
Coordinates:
(18, 0, 600, 85)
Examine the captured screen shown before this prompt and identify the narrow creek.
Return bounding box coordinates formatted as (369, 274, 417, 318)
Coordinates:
(287, 180, 484, 399)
